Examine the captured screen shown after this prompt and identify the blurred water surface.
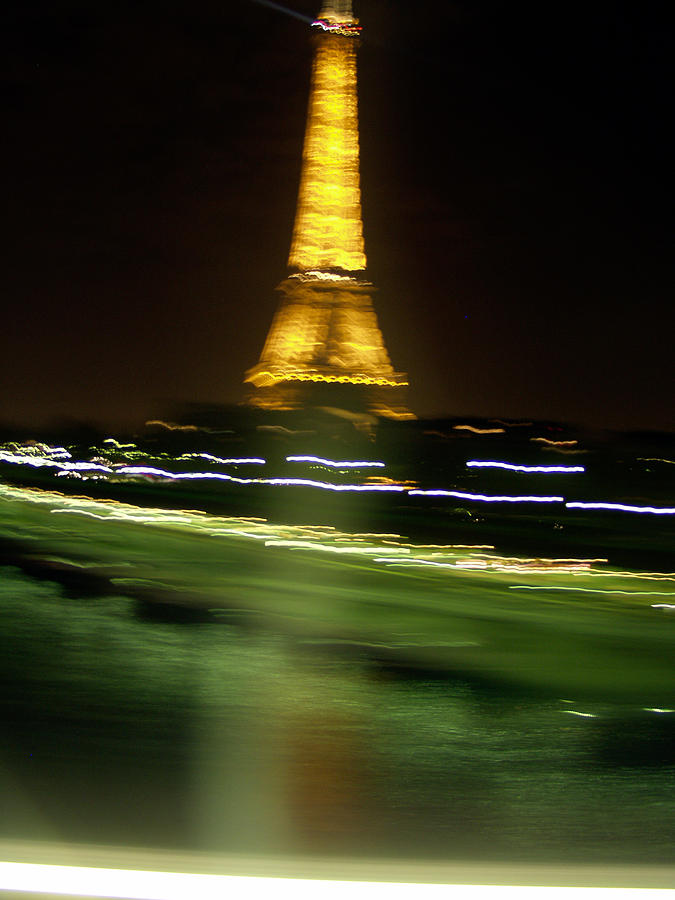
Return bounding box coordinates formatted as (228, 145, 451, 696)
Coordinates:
(1, 419, 674, 865)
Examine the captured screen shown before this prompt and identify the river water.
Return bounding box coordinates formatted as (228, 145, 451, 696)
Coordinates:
(1, 424, 674, 868)
(2, 564, 673, 865)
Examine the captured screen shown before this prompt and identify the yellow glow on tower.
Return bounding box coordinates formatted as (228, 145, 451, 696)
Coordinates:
(289, 35, 366, 272)
(244, 2, 412, 419)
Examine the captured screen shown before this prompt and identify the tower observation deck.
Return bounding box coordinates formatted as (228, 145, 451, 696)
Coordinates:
(244, 1, 412, 419)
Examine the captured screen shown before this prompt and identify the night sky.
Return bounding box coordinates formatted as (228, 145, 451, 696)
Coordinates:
(4, 1, 673, 431)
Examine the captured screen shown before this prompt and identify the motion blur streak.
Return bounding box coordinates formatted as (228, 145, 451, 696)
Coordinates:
(177, 453, 265, 465)
(453, 425, 505, 434)
(264, 478, 404, 492)
(116, 466, 404, 491)
(0, 449, 112, 473)
(566, 502, 675, 515)
(531, 438, 579, 447)
(117, 466, 251, 482)
(145, 419, 199, 431)
(250, 0, 315, 26)
(0, 482, 411, 558)
(0, 861, 664, 899)
(466, 461, 585, 473)
(510, 586, 675, 596)
(410, 490, 565, 503)
(286, 455, 385, 467)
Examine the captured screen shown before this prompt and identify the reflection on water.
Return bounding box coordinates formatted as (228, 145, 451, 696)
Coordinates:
(1, 567, 673, 864)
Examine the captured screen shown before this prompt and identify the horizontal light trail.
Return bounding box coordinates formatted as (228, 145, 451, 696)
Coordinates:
(410, 490, 564, 503)
(177, 453, 266, 465)
(510, 586, 675, 596)
(0, 861, 665, 899)
(264, 478, 404, 492)
(2, 481, 673, 603)
(467, 461, 585, 474)
(286, 455, 385, 468)
(566, 502, 675, 515)
(117, 466, 250, 482)
(250, 0, 315, 26)
(531, 437, 578, 447)
(115, 467, 404, 492)
(103, 438, 136, 449)
(0, 450, 111, 473)
(265, 540, 409, 556)
(453, 425, 505, 434)
(4, 446, 672, 520)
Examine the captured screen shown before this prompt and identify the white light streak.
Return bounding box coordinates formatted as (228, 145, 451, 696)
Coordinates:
(453, 425, 505, 434)
(286, 455, 385, 468)
(566, 502, 675, 515)
(0, 450, 111, 473)
(467, 461, 585, 474)
(510, 586, 675, 596)
(116, 467, 404, 492)
(0, 860, 662, 899)
(265, 478, 404, 492)
(409, 490, 564, 504)
(177, 453, 266, 465)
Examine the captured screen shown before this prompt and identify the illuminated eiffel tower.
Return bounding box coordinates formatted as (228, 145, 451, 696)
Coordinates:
(245, 0, 412, 419)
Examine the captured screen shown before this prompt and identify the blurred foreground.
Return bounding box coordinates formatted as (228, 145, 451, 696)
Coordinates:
(1, 410, 673, 867)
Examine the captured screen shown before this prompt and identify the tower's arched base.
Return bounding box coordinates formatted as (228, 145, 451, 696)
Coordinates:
(245, 379, 413, 421)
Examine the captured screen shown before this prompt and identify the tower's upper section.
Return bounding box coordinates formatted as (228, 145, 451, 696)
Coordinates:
(287, 3, 366, 274)
(317, 2, 356, 27)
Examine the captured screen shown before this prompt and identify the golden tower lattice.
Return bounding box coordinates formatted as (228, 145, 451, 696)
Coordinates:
(245, 1, 411, 419)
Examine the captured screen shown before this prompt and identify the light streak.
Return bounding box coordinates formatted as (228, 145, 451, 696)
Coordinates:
(562, 710, 597, 719)
(177, 453, 265, 465)
(264, 478, 404, 492)
(116, 466, 405, 492)
(453, 425, 505, 434)
(375, 556, 602, 576)
(566, 502, 675, 515)
(250, 0, 314, 25)
(467, 461, 585, 474)
(103, 438, 136, 449)
(0, 442, 70, 458)
(510, 586, 675, 596)
(1, 859, 656, 900)
(265, 540, 409, 556)
(409, 490, 564, 504)
(643, 708, 674, 713)
(286, 455, 384, 468)
(0, 450, 111, 473)
(145, 420, 199, 431)
(638, 457, 675, 466)
(531, 438, 578, 447)
(2, 481, 673, 610)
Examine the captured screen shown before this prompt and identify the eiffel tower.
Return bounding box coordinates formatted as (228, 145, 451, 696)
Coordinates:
(244, 0, 412, 419)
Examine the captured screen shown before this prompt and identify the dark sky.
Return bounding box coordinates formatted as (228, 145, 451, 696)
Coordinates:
(3, 0, 673, 431)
